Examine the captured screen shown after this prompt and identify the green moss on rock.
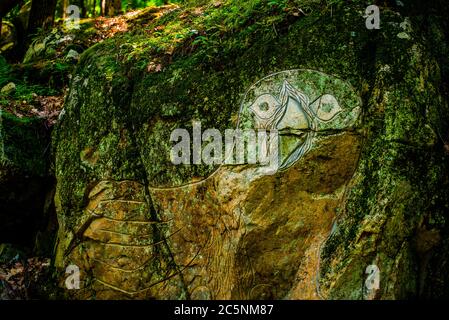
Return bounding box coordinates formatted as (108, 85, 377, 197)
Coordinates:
(53, 0, 449, 299)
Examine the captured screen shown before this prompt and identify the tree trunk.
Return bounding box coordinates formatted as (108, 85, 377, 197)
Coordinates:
(104, 0, 121, 17)
(70, 0, 86, 18)
(105, 0, 112, 16)
(62, 0, 68, 19)
(80, 0, 87, 18)
(100, 0, 105, 16)
(27, 0, 58, 37)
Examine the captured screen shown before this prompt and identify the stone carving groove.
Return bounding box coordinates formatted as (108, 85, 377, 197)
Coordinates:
(58, 69, 362, 299)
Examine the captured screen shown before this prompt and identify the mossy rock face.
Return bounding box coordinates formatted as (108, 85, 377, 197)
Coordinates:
(54, 0, 449, 299)
(0, 112, 49, 176)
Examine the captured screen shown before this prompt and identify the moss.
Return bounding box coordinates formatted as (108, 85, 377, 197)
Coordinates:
(53, 0, 449, 299)
(54, 0, 373, 265)
(318, 6, 449, 297)
(0, 111, 50, 176)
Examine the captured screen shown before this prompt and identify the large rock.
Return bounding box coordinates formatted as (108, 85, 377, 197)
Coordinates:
(53, 0, 449, 299)
(0, 82, 15, 96)
(0, 21, 17, 57)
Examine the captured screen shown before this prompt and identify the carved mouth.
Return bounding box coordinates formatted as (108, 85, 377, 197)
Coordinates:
(278, 128, 312, 136)
(276, 128, 313, 170)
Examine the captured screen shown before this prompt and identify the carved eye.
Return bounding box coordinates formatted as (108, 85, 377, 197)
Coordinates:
(259, 102, 269, 111)
(249, 94, 279, 120)
(314, 94, 342, 121)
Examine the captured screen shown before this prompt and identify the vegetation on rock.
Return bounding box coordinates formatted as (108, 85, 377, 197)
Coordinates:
(1, 0, 449, 300)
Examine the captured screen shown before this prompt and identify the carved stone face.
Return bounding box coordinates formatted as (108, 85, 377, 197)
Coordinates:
(238, 69, 361, 172)
(62, 70, 362, 299)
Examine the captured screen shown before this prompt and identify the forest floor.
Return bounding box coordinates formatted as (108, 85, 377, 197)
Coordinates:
(0, 5, 178, 127)
(0, 256, 52, 300)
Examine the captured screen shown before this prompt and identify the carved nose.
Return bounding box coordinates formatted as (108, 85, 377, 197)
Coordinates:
(276, 96, 310, 132)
